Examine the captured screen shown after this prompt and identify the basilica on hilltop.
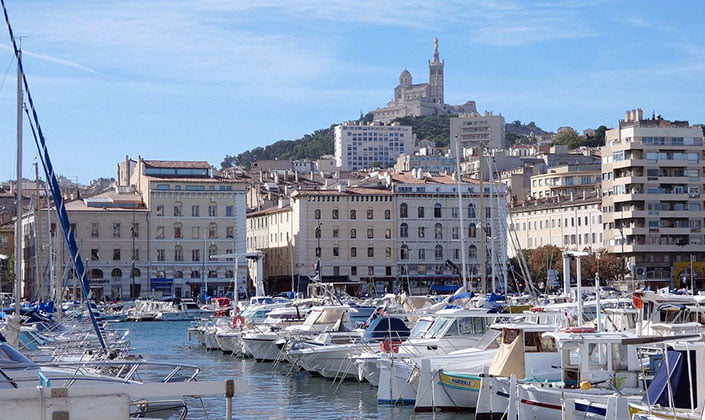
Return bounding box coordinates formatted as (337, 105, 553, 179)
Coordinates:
(370, 39, 477, 123)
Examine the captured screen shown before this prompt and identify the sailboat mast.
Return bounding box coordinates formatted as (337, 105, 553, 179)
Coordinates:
(35, 162, 44, 301)
(14, 48, 22, 316)
(453, 135, 468, 290)
(478, 143, 486, 294)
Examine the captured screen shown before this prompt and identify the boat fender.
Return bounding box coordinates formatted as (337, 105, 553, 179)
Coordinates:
(232, 315, 245, 328)
(579, 381, 591, 390)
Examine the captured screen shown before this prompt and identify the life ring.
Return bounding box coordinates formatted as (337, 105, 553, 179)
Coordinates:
(560, 326, 596, 333)
(232, 315, 245, 328)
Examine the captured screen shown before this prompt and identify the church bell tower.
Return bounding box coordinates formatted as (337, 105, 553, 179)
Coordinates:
(428, 38, 444, 105)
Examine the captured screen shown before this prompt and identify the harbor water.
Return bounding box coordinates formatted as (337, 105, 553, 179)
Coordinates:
(122, 321, 472, 419)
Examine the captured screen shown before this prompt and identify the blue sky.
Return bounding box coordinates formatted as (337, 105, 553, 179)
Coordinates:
(0, 0, 703, 183)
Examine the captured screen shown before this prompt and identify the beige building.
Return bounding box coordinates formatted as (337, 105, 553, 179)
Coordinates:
(601, 109, 705, 289)
(507, 193, 603, 258)
(530, 164, 601, 199)
(246, 205, 296, 291)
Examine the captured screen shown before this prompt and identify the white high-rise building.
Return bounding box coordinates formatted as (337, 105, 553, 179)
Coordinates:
(334, 121, 413, 171)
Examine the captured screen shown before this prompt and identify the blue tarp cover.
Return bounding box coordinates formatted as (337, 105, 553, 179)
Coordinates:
(431, 284, 460, 293)
(645, 349, 697, 409)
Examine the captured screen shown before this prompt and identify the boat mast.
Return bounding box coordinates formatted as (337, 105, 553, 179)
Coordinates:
(478, 142, 487, 294)
(35, 162, 44, 301)
(453, 134, 468, 291)
(14, 47, 22, 316)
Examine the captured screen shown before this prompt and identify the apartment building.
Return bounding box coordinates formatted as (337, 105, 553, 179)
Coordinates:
(530, 164, 601, 198)
(246, 205, 296, 292)
(507, 193, 603, 258)
(127, 158, 248, 299)
(601, 109, 705, 289)
(450, 111, 505, 153)
(392, 171, 508, 293)
(334, 121, 413, 171)
(289, 186, 396, 294)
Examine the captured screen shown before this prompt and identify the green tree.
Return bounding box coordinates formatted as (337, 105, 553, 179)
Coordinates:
(552, 128, 581, 149)
(524, 245, 563, 289)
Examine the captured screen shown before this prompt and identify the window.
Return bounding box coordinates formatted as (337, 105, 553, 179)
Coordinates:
(315, 209, 321, 219)
(350, 228, 356, 239)
(367, 209, 373, 219)
(113, 248, 121, 261)
(419, 249, 425, 260)
(418, 227, 425, 238)
(451, 207, 458, 218)
(434, 203, 442, 218)
(192, 226, 200, 239)
(156, 226, 164, 239)
(367, 229, 374, 239)
(435, 223, 443, 239)
(174, 203, 182, 217)
(208, 223, 217, 239)
(333, 266, 340, 276)
(157, 249, 165, 261)
(468, 203, 476, 218)
(385, 229, 391, 239)
(191, 205, 199, 217)
(315, 227, 321, 238)
(225, 206, 233, 217)
(333, 228, 339, 238)
(112, 223, 121, 238)
(385, 247, 392, 257)
(192, 249, 200, 262)
(400, 223, 408, 238)
(400, 203, 408, 218)
(208, 245, 217, 258)
(418, 206, 425, 218)
(191, 270, 200, 279)
(174, 246, 183, 261)
(469, 245, 477, 257)
(367, 247, 374, 257)
(368, 266, 374, 276)
(156, 205, 164, 216)
(351, 266, 357, 276)
(350, 210, 356, 219)
(174, 223, 182, 239)
(452, 227, 459, 239)
(131, 223, 139, 238)
(468, 223, 477, 238)
(351, 247, 357, 257)
(90, 223, 99, 238)
(208, 203, 217, 217)
(435, 245, 443, 260)
(333, 247, 339, 257)
(332, 209, 339, 219)
(315, 247, 321, 257)
(384, 209, 391, 220)
(400, 245, 409, 260)
(208, 270, 217, 278)
(132, 248, 140, 261)
(226, 226, 234, 238)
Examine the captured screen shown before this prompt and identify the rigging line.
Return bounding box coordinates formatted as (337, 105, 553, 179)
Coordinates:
(0, 51, 13, 91)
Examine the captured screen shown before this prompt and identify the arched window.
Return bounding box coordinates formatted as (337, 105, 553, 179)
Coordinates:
(434, 203, 442, 218)
(400, 203, 408, 218)
(111, 268, 122, 278)
(131, 268, 141, 278)
(434, 223, 443, 239)
(434, 245, 443, 260)
(468, 223, 477, 238)
(89, 269, 104, 279)
(400, 245, 409, 260)
(468, 245, 477, 258)
(468, 203, 476, 218)
(400, 223, 408, 238)
(208, 223, 217, 239)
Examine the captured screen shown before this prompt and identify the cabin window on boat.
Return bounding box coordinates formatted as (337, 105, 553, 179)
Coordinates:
(426, 318, 453, 338)
(588, 343, 609, 371)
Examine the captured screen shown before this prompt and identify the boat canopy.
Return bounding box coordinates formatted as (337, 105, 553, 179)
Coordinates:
(363, 316, 410, 340)
(644, 348, 697, 409)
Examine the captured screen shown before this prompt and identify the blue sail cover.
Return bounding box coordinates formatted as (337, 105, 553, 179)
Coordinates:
(644, 349, 697, 409)
(363, 316, 411, 340)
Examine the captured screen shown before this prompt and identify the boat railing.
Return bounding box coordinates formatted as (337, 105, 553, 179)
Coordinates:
(34, 359, 202, 385)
